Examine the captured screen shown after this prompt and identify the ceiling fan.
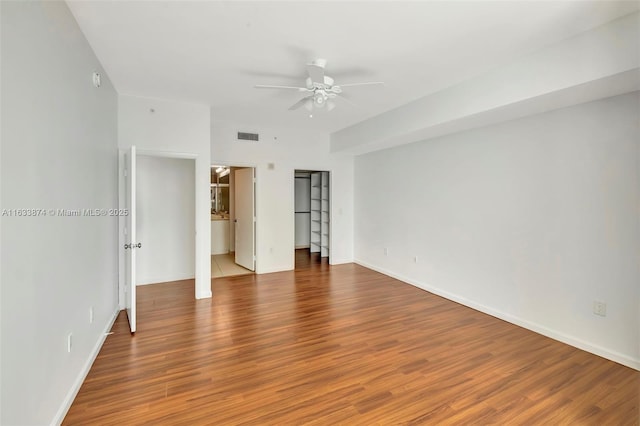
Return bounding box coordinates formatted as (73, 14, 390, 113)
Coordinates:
(254, 59, 383, 113)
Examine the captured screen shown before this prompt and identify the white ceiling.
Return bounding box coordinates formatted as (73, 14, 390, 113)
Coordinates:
(67, 1, 639, 134)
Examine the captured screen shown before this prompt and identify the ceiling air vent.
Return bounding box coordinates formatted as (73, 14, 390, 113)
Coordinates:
(237, 131, 259, 142)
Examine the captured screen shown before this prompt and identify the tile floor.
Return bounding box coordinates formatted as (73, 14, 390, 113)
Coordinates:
(211, 252, 253, 278)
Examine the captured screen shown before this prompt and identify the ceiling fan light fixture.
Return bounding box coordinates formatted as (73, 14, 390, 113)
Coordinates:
(255, 58, 384, 114)
(304, 98, 313, 111)
(314, 93, 326, 107)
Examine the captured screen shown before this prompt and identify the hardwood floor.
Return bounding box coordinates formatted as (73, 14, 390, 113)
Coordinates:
(64, 252, 638, 424)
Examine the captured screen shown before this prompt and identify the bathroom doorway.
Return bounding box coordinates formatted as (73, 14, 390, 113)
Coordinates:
(211, 165, 256, 278)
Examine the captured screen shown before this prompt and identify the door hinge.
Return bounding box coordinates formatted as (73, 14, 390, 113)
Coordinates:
(253, 217, 256, 223)
(124, 169, 128, 177)
(253, 255, 256, 261)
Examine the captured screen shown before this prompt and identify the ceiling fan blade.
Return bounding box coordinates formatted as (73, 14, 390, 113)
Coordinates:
(288, 96, 313, 111)
(336, 93, 357, 107)
(255, 85, 308, 91)
(307, 62, 325, 84)
(336, 81, 384, 88)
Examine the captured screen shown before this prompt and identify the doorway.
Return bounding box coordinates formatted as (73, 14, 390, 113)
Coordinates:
(137, 155, 195, 285)
(294, 170, 330, 268)
(211, 165, 256, 278)
(119, 147, 199, 333)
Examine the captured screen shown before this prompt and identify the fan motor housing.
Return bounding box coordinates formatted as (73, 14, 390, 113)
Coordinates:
(306, 76, 334, 90)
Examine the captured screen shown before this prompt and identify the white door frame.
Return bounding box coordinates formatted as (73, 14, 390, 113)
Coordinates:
(291, 168, 333, 268)
(118, 149, 201, 309)
(211, 161, 258, 273)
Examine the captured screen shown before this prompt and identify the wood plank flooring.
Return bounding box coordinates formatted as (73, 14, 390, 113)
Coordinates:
(64, 251, 638, 424)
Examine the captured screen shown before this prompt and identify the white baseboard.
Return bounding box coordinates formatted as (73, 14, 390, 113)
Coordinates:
(53, 308, 120, 425)
(329, 257, 353, 266)
(355, 258, 640, 371)
(257, 265, 293, 274)
(196, 290, 213, 299)
(137, 273, 195, 286)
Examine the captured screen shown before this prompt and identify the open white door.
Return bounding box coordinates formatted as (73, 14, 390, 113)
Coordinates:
(124, 146, 137, 333)
(235, 168, 255, 271)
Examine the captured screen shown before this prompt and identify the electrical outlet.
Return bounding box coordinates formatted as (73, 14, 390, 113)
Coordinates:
(67, 333, 73, 353)
(384, 247, 388, 256)
(89, 306, 94, 324)
(593, 301, 607, 317)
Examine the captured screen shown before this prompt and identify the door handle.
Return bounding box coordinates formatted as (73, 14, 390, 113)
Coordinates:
(124, 243, 142, 249)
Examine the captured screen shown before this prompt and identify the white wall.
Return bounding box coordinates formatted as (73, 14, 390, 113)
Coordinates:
(354, 92, 640, 369)
(136, 156, 195, 285)
(211, 118, 354, 273)
(1, 2, 119, 424)
(119, 95, 211, 299)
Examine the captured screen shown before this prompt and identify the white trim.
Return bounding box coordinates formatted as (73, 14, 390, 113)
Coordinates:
(354, 258, 640, 371)
(118, 151, 125, 309)
(256, 265, 294, 275)
(137, 149, 198, 160)
(328, 257, 353, 266)
(53, 308, 120, 425)
(291, 167, 333, 268)
(291, 170, 297, 270)
(137, 274, 196, 286)
(211, 160, 257, 169)
(196, 289, 213, 299)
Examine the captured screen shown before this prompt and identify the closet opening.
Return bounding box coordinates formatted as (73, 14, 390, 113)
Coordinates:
(294, 170, 330, 269)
